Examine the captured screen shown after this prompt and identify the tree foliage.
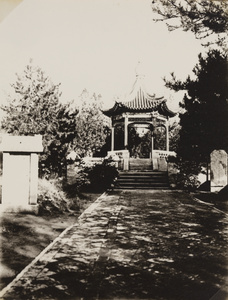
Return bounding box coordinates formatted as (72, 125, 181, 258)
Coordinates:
(151, 0, 228, 45)
(131, 129, 151, 158)
(169, 121, 180, 152)
(166, 49, 228, 163)
(72, 89, 110, 157)
(1, 63, 78, 176)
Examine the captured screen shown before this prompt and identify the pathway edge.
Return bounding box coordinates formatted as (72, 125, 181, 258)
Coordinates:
(0, 192, 107, 299)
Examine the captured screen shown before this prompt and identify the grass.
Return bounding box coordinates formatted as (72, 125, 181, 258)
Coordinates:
(0, 178, 102, 290)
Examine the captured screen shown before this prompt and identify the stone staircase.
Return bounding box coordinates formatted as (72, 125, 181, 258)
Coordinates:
(116, 171, 169, 190)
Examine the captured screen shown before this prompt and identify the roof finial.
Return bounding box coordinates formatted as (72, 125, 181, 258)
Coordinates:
(135, 61, 145, 79)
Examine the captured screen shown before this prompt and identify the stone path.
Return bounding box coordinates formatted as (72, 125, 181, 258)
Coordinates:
(1, 190, 228, 300)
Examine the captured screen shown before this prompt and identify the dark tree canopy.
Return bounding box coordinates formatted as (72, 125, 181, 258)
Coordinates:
(166, 49, 228, 163)
(151, 0, 228, 45)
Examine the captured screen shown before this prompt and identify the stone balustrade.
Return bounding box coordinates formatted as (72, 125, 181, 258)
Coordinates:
(82, 157, 104, 165)
(152, 150, 176, 159)
(107, 150, 130, 171)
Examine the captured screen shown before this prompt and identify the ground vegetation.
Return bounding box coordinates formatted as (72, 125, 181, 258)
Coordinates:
(0, 178, 100, 290)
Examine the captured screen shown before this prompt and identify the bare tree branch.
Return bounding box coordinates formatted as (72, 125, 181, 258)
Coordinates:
(151, 0, 228, 46)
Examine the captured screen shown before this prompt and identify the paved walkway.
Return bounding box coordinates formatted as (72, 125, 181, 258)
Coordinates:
(1, 190, 228, 300)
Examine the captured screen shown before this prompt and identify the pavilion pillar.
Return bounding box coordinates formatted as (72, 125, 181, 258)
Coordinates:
(151, 134, 154, 156)
(166, 124, 169, 152)
(111, 126, 115, 151)
(124, 115, 128, 149)
(150, 122, 154, 159)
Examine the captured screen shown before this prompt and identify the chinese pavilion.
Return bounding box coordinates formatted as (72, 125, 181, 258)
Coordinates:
(103, 71, 176, 168)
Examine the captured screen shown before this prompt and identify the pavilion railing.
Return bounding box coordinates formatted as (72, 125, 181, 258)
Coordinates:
(151, 150, 176, 171)
(152, 150, 176, 159)
(107, 150, 130, 171)
(107, 149, 177, 171)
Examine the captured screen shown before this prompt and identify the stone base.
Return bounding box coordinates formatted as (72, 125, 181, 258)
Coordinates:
(0, 204, 39, 214)
(152, 158, 158, 170)
(210, 186, 225, 193)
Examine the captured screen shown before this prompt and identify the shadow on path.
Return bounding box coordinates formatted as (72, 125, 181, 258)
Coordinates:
(1, 190, 228, 300)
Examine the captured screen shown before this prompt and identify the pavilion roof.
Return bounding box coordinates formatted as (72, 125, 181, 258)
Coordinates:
(103, 75, 176, 118)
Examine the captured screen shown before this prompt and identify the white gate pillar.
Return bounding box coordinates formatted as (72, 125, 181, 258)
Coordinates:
(0, 135, 43, 213)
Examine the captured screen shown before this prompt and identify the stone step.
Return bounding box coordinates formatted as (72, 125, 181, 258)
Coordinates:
(129, 158, 151, 163)
(129, 158, 152, 171)
(116, 171, 169, 190)
(119, 182, 167, 187)
(117, 186, 169, 190)
(119, 172, 167, 177)
(117, 178, 168, 183)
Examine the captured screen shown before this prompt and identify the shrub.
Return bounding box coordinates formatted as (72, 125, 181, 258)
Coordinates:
(169, 159, 201, 192)
(37, 178, 79, 215)
(76, 157, 119, 192)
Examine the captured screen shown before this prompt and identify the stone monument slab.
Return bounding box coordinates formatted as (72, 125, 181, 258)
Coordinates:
(210, 150, 227, 192)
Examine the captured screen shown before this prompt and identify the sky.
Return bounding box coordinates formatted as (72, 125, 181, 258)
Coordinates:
(0, 0, 22, 22)
(0, 0, 204, 113)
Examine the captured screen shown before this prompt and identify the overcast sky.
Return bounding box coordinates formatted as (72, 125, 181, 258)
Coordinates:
(0, 0, 204, 112)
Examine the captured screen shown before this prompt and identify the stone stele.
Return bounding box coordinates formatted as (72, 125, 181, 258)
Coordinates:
(210, 149, 228, 192)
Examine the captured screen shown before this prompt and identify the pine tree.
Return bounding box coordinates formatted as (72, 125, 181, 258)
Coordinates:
(1, 62, 78, 176)
(72, 90, 110, 157)
(166, 50, 228, 164)
(151, 0, 228, 46)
